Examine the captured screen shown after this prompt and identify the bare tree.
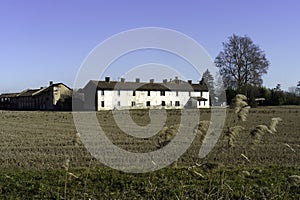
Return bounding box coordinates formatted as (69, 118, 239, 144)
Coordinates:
(215, 34, 269, 93)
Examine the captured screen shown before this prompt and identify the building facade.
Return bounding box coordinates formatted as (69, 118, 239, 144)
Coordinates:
(0, 82, 72, 110)
(82, 77, 210, 111)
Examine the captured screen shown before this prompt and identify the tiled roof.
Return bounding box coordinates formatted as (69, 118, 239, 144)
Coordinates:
(33, 83, 72, 96)
(87, 80, 208, 92)
(17, 89, 41, 97)
(0, 93, 19, 98)
(0, 82, 72, 98)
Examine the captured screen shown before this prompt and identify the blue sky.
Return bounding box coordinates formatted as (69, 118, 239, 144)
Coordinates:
(0, 0, 299, 93)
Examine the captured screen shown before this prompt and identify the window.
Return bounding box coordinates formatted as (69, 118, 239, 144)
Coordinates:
(161, 101, 165, 106)
(101, 101, 105, 107)
(132, 101, 136, 107)
(175, 101, 180, 106)
(146, 101, 150, 107)
(200, 91, 203, 96)
(160, 91, 165, 96)
(147, 91, 151, 96)
(203, 101, 206, 106)
(176, 91, 179, 96)
(133, 91, 136, 96)
(170, 101, 172, 106)
(189, 91, 191, 96)
(118, 90, 120, 96)
(101, 90, 104, 96)
(117, 101, 120, 106)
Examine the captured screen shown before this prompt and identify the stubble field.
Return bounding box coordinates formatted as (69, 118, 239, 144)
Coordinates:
(0, 107, 299, 199)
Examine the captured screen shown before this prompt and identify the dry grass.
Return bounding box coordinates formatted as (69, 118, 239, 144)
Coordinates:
(250, 125, 272, 144)
(0, 107, 299, 199)
(0, 107, 298, 168)
(238, 106, 251, 121)
(233, 94, 250, 122)
(194, 120, 211, 135)
(250, 117, 283, 144)
(269, 117, 282, 133)
(156, 124, 180, 148)
(72, 132, 81, 146)
(226, 125, 245, 148)
(284, 143, 296, 153)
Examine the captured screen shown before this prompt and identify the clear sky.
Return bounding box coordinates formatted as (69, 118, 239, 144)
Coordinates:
(0, 0, 299, 93)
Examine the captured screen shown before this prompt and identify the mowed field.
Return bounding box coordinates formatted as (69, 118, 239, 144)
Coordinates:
(0, 107, 299, 199)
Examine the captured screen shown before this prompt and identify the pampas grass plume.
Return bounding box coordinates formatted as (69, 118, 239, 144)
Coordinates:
(238, 106, 251, 122)
(157, 124, 179, 147)
(269, 117, 282, 133)
(250, 125, 271, 144)
(73, 132, 81, 146)
(233, 94, 250, 121)
(194, 120, 211, 135)
(250, 117, 282, 144)
(226, 125, 245, 147)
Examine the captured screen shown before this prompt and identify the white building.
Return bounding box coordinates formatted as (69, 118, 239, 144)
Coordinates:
(82, 77, 209, 111)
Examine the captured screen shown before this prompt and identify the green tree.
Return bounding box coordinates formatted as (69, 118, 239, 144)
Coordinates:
(296, 81, 300, 97)
(225, 88, 237, 105)
(215, 34, 269, 93)
(201, 69, 216, 105)
(267, 85, 286, 105)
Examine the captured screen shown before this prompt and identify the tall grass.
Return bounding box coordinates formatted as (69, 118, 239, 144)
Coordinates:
(233, 94, 250, 122)
(227, 94, 283, 147)
(250, 117, 282, 144)
(226, 125, 245, 148)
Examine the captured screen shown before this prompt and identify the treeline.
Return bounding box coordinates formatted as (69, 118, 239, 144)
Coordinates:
(212, 34, 300, 106)
(225, 86, 300, 106)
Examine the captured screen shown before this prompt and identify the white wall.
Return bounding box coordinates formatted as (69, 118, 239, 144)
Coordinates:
(97, 90, 209, 110)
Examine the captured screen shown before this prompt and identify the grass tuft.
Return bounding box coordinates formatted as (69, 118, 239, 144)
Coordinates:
(226, 125, 245, 148)
(233, 94, 251, 122)
(269, 117, 282, 133)
(157, 124, 180, 148)
(251, 117, 283, 144)
(72, 132, 81, 146)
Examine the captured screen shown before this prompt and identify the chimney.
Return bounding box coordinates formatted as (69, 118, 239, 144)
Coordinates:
(150, 79, 154, 84)
(121, 78, 125, 83)
(174, 76, 179, 84)
(105, 77, 110, 82)
(163, 79, 167, 84)
(49, 81, 53, 86)
(136, 78, 140, 83)
(188, 80, 192, 84)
